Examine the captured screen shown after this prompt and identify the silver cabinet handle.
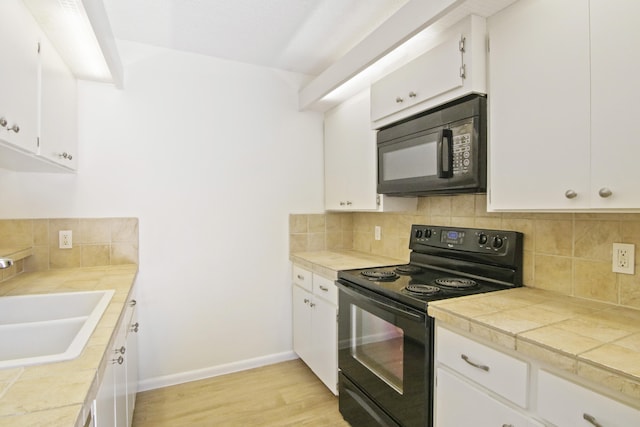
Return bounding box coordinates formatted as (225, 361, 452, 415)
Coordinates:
(7, 124, 19, 133)
(408, 91, 417, 98)
(59, 152, 73, 160)
(112, 355, 124, 365)
(502, 424, 514, 427)
(319, 285, 329, 292)
(309, 302, 316, 308)
(296, 274, 304, 280)
(461, 354, 490, 372)
(0, 117, 7, 127)
(598, 187, 612, 198)
(303, 298, 309, 304)
(115, 346, 126, 355)
(395, 96, 404, 103)
(129, 299, 137, 307)
(565, 189, 577, 199)
(130, 322, 139, 333)
(583, 413, 603, 427)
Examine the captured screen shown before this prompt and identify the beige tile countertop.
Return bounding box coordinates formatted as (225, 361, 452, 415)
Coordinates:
(0, 264, 138, 427)
(0, 246, 33, 262)
(290, 250, 405, 279)
(429, 287, 640, 405)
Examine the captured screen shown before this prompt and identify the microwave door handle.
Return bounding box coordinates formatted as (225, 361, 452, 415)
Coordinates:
(437, 129, 454, 178)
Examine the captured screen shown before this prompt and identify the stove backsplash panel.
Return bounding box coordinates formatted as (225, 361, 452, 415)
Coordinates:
(290, 194, 640, 310)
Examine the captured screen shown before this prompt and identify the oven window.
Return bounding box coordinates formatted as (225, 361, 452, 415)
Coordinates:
(381, 134, 438, 181)
(350, 304, 404, 394)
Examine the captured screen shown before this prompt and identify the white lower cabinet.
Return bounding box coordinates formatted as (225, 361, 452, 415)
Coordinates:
(292, 265, 338, 394)
(436, 368, 543, 427)
(435, 324, 640, 427)
(92, 291, 139, 427)
(538, 370, 640, 427)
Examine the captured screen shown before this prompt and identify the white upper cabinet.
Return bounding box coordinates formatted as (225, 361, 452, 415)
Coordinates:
(324, 89, 417, 212)
(488, 0, 640, 211)
(0, 0, 78, 173)
(371, 15, 486, 129)
(38, 34, 78, 170)
(0, 0, 39, 155)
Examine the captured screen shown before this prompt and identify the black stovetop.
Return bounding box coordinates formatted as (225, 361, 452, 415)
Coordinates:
(337, 264, 509, 311)
(337, 224, 525, 312)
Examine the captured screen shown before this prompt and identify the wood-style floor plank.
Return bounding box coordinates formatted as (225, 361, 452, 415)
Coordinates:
(132, 359, 350, 427)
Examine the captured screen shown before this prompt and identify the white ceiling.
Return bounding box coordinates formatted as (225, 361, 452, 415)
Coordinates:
(103, 0, 410, 76)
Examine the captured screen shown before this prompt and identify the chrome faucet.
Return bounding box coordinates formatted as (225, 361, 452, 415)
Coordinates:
(0, 258, 14, 269)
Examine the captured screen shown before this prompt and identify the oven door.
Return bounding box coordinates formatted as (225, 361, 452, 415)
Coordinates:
(337, 280, 433, 427)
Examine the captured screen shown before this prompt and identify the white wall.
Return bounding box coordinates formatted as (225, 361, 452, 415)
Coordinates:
(0, 41, 325, 389)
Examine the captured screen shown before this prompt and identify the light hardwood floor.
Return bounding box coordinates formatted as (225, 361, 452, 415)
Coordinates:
(132, 359, 350, 426)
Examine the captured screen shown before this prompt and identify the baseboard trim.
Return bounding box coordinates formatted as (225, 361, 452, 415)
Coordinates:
(138, 351, 299, 392)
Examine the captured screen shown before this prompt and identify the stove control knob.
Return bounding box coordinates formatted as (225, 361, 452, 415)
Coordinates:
(424, 229, 432, 238)
(415, 229, 423, 238)
(492, 236, 504, 249)
(478, 233, 488, 245)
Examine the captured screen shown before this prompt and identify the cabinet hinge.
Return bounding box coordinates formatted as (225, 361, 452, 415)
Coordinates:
(37, 42, 41, 54)
(459, 36, 466, 53)
(460, 64, 467, 79)
(37, 137, 40, 148)
(376, 194, 381, 207)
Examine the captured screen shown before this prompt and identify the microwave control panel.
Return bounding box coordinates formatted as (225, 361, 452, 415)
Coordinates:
(452, 133, 472, 175)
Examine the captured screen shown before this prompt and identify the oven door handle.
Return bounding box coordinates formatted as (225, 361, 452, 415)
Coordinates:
(337, 281, 425, 322)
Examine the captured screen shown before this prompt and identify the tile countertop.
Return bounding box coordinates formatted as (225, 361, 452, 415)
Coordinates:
(429, 287, 640, 406)
(0, 246, 33, 263)
(0, 264, 138, 427)
(290, 250, 406, 279)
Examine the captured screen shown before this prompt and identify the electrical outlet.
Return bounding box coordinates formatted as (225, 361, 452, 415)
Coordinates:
(612, 243, 634, 274)
(374, 226, 381, 241)
(59, 230, 72, 249)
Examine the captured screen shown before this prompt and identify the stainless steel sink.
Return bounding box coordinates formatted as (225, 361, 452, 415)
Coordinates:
(0, 290, 114, 369)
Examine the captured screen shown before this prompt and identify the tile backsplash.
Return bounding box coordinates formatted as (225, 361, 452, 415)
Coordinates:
(290, 194, 640, 310)
(0, 218, 138, 284)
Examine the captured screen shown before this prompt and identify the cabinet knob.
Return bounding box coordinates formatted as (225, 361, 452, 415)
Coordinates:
(297, 274, 304, 280)
(583, 413, 603, 427)
(319, 285, 329, 292)
(130, 322, 139, 333)
(129, 299, 137, 307)
(0, 117, 7, 128)
(309, 302, 316, 308)
(303, 298, 309, 304)
(346, 201, 352, 206)
(59, 152, 73, 160)
(112, 355, 124, 365)
(565, 189, 578, 199)
(408, 91, 417, 98)
(395, 97, 404, 103)
(598, 187, 612, 198)
(7, 124, 19, 133)
(502, 425, 514, 427)
(115, 346, 126, 355)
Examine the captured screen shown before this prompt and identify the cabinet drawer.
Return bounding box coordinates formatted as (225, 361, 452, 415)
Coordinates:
(292, 265, 312, 292)
(436, 326, 529, 408)
(538, 370, 640, 427)
(312, 274, 337, 305)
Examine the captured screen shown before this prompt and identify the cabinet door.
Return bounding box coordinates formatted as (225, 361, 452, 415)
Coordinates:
(292, 284, 313, 364)
(38, 34, 78, 170)
(310, 296, 338, 395)
(371, 35, 462, 123)
(589, 0, 640, 208)
(114, 314, 128, 426)
(538, 370, 640, 427)
(0, 0, 39, 153)
(324, 90, 378, 211)
(93, 355, 116, 427)
(125, 300, 139, 427)
(436, 368, 537, 427)
(488, 0, 591, 210)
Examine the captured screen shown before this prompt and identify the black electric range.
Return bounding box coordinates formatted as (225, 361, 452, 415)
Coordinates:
(336, 224, 524, 427)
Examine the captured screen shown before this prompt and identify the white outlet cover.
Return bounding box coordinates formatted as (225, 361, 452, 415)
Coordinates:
(59, 230, 73, 249)
(613, 243, 634, 274)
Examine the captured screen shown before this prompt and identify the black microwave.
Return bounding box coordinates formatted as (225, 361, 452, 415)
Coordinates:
(377, 94, 487, 196)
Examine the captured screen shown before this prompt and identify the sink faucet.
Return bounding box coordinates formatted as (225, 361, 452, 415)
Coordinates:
(0, 258, 14, 269)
